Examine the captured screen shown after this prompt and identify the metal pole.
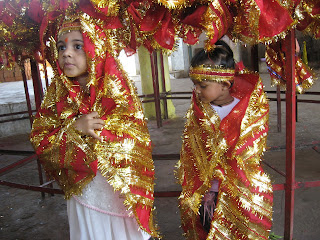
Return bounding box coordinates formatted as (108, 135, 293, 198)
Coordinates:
(284, 30, 296, 240)
(21, 59, 34, 127)
(30, 58, 44, 110)
(277, 85, 282, 132)
(251, 44, 259, 72)
(150, 51, 162, 128)
(159, 51, 168, 119)
(296, 95, 298, 122)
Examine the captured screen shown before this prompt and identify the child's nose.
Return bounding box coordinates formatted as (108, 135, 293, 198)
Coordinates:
(63, 46, 72, 57)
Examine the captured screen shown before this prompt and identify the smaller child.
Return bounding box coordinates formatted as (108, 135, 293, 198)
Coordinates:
(177, 40, 273, 240)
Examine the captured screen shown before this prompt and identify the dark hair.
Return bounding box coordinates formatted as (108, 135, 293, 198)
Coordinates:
(190, 40, 235, 69)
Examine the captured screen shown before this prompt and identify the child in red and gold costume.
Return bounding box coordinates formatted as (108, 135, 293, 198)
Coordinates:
(30, 9, 159, 240)
(177, 40, 273, 240)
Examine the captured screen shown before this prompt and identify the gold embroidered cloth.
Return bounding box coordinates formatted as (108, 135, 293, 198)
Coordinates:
(30, 12, 159, 237)
(177, 72, 273, 239)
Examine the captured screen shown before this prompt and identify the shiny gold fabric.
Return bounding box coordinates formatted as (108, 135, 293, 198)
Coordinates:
(189, 65, 235, 83)
(265, 42, 315, 94)
(30, 11, 159, 237)
(177, 72, 273, 239)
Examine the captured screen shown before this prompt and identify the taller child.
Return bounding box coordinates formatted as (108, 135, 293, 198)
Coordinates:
(30, 10, 159, 240)
(177, 40, 273, 239)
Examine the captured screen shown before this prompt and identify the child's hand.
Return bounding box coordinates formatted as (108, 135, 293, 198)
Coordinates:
(74, 112, 105, 141)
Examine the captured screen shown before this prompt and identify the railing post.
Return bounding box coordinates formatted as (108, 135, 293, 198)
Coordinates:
(284, 30, 296, 240)
(159, 51, 168, 119)
(251, 44, 259, 72)
(30, 58, 44, 110)
(276, 86, 282, 132)
(20, 59, 33, 127)
(150, 51, 162, 128)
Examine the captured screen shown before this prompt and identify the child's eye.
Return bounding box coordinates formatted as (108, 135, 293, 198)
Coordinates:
(75, 44, 83, 50)
(57, 45, 66, 51)
(200, 85, 207, 89)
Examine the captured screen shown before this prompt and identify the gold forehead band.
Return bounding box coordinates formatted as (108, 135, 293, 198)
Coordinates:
(189, 65, 235, 83)
(58, 21, 81, 37)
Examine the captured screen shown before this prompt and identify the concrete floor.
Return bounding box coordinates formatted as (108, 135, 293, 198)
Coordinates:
(0, 70, 319, 239)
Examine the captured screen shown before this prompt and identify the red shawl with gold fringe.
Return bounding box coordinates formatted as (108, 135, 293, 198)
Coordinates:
(30, 12, 159, 237)
(266, 41, 315, 94)
(177, 72, 273, 239)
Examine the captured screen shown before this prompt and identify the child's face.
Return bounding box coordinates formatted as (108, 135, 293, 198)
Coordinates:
(194, 81, 226, 103)
(57, 30, 87, 80)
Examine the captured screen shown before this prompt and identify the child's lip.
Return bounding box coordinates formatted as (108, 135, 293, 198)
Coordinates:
(64, 63, 74, 67)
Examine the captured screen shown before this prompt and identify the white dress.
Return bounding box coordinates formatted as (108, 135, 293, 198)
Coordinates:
(210, 97, 240, 121)
(67, 171, 150, 240)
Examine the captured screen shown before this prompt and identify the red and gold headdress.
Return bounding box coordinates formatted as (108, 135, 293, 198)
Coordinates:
(57, 20, 81, 37)
(189, 65, 235, 83)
